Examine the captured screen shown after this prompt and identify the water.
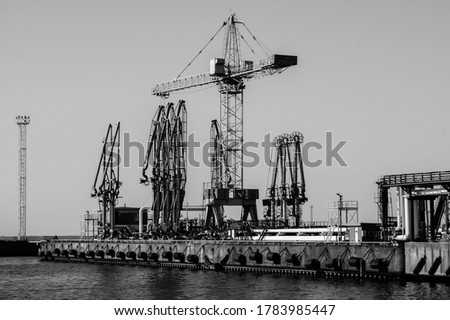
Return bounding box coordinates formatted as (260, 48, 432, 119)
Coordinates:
(1, 257, 450, 300)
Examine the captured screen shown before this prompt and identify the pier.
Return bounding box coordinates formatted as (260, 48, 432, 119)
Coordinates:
(39, 239, 409, 281)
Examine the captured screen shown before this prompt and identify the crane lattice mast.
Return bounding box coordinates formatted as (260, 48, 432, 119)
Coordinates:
(219, 14, 245, 189)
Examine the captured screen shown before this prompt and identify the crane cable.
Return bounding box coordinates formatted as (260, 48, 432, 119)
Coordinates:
(232, 14, 270, 61)
(240, 22, 273, 59)
(238, 31, 255, 55)
(175, 21, 227, 80)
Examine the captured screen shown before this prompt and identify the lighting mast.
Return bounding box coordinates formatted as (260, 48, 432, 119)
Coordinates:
(16, 115, 30, 240)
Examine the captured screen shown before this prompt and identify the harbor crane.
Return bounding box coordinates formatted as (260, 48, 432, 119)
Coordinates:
(152, 13, 297, 227)
(262, 132, 307, 227)
(140, 100, 187, 230)
(91, 123, 121, 236)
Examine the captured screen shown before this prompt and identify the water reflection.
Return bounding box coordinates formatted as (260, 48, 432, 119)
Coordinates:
(1, 257, 450, 300)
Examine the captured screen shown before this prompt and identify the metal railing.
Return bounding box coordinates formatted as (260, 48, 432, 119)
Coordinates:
(378, 170, 450, 187)
(247, 220, 331, 229)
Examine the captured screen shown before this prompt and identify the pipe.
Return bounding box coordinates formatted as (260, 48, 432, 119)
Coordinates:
(139, 206, 151, 235)
(404, 195, 411, 240)
(395, 190, 410, 241)
(413, 201, 420, 240)
(396, 187, 403, 231)
(182, 205, 206, 211)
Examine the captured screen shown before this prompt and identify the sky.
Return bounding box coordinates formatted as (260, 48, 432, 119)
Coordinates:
(1, 0, 450, 236)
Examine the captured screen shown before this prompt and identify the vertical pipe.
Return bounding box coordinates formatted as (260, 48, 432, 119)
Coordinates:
(419, 200, 426, 240)
(380, 187, 389, 240)
(139, 206, 150, 235)
(396, 187, 403, 232)
(403, 192, 411, 240)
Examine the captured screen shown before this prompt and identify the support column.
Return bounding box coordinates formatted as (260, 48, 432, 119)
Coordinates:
(413, 200, 420, 240)
(446, 196, 449, 235)
(429, 199, 435, 241)
(380, 187, 389, 239)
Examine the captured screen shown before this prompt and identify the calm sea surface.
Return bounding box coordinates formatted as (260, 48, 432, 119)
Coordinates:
(1, 257, 450, 300)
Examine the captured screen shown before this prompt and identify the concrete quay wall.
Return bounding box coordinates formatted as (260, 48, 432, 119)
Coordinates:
(405, 242, 450, 276)
(40, 240, 404, 274)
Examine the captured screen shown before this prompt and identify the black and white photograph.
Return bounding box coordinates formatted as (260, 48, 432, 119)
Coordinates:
(1, 0, 450, 316)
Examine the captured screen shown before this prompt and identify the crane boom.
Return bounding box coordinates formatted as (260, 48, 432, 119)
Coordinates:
(152, 54, 297, 97)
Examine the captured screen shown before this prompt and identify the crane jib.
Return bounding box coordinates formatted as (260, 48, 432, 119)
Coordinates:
(151, 54, 297, 97)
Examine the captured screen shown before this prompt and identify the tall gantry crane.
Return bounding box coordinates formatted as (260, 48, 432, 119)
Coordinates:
(91, 123, 121, 236)
(152, 13, 297, 227)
